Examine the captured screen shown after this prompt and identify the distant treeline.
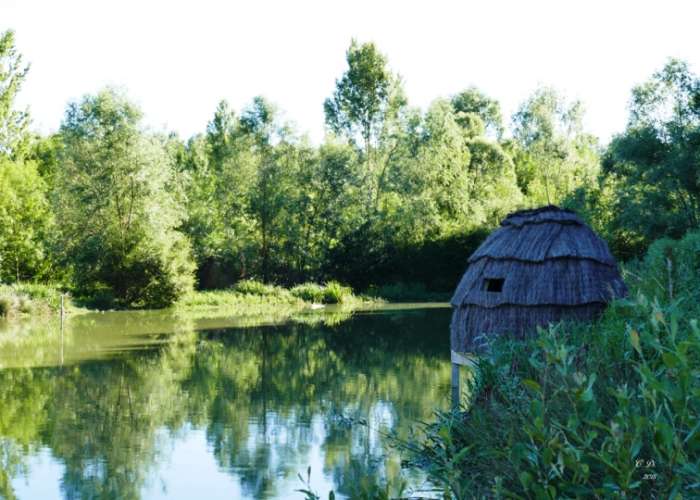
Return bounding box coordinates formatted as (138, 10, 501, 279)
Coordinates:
(1, 30, 698, 307)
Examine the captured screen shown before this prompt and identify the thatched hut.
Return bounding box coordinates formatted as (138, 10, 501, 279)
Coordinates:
(450, 205, 627, 354)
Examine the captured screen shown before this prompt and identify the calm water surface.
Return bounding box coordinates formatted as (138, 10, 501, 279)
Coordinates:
(0, 304, 452, 499)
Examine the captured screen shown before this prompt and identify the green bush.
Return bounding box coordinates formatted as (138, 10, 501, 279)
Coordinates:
(366, 282, 450, 302)
(290, 282, 354, 304)
(406, 295, 700, 498)
(0, 284, 64, 316)
(321, 281, 352, 304)
(233, 279, 283, 296)
(0, 294, 13, 317)
(630, 229, 700, 305)
(290, 283, 325, 303)
(74, 232, 196, 309)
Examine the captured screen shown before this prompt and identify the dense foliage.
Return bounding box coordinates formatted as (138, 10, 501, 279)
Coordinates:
(1, 28, 699, 310)
(404, 231, 700, 498)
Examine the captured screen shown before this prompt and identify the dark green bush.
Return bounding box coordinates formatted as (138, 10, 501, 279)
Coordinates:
(233, 279, 282, 296)
(629, 229, 700, 305)
(405, 296, 700, 499)
(290, 282, 353, 304)
(74, 233, 195, 309)
(321, 281, 352, 304)
(365, 282, 450, 302)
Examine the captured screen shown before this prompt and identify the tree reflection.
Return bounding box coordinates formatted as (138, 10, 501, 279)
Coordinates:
(0, 307, 451, 499)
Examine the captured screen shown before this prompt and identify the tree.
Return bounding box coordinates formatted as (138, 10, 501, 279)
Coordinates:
(511, 87, 600, 205)
(243, 97, 295, 282)
(0, 159, 53, 282)
(324, 40, 407, 214)
(451, 87, 504, 139)
(0, 30, 55, 284)
(0, 30, 30, 159)
(55, 88, 194, 307)
(597, 59, 700, 257)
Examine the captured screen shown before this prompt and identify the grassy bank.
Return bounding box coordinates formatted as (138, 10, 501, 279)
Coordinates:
(0, 283, 69, 318)
(400, 231, 700, 498)
(1, 279, 381, 320)
(175, 280, 382, 319)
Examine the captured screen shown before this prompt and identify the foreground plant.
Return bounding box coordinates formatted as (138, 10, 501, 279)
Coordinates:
(403, 294, 700, 499)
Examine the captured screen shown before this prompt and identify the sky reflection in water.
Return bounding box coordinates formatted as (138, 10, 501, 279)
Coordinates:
(0, 304, 451, 499)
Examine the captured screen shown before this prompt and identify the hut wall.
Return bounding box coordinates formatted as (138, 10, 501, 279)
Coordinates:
(451, 303, 607, 353)
(451, 258, 626, 308)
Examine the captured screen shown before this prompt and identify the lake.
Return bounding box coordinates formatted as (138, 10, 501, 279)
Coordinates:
(0, 303, 452, 499)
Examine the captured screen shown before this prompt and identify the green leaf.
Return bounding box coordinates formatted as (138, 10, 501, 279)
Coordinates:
(522, 379, 542, 394)
(662, 352, 680, 369)
(629, 329, 642, 355)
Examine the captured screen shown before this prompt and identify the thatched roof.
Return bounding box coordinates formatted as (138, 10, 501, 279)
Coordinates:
(450, 205, 627, 352)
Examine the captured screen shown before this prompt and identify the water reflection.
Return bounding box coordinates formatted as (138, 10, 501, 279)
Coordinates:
(0, 305, 451, 499)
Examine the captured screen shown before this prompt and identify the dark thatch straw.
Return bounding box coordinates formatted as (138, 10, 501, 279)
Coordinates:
(451, 205, 627, 353)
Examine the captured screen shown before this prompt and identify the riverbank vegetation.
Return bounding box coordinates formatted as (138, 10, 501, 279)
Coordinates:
(0, 283, 66, 318)
(399, 231, 700, 498)
(1, 21, 699, 498)
(175, 279, 379, 319)
(6, 29, 698, 311)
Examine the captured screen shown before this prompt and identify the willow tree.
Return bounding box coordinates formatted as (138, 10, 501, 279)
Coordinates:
(55, 88, 194, 307)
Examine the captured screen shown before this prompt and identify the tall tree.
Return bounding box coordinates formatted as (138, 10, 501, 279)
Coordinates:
(511, 87, 599, 205)
(0, 30, 30, 159)
(55, 88, 194, 307)
(324, 40, 406, 214)
(0, 158, 53, 282)
(0, 30, 55, 284)
(599, 59, 700, 256)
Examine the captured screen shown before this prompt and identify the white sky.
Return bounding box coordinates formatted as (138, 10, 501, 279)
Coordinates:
(2, 0, 699, 145)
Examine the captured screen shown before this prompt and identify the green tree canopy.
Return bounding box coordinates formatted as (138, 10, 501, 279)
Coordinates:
(0, 159, 53, 282)
(55, 88, 194, 307)
(0, 30, 30, 159)
(511, 87, 599, 205)
(597, 59, 700, 257)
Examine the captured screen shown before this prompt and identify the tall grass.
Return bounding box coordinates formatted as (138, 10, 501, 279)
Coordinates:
(290, 281, 353, 304)
(177, 280, 375, 318)
(0, 283, 65, 318)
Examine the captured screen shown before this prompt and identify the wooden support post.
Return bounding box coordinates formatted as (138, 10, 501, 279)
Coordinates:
(60, 294, 65, 366)
(451, 362, 460, 409)
(451, 350, 478, 410)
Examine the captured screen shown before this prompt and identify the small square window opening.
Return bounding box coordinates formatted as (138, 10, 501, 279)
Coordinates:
(484, 278, 504, 293)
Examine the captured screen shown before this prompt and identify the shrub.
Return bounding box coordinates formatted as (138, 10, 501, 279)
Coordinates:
(290, 282, 354, 304)
(406, 295, 700, 498)
(0, 284, 64, 316)
(631, 229, 700, 305)
(0, 294, 13, 317)
(291, 283, 325, 303)
(322, 281, 352, 304)
(73, 232, 196, 309)
(233, 279, 282, 296)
